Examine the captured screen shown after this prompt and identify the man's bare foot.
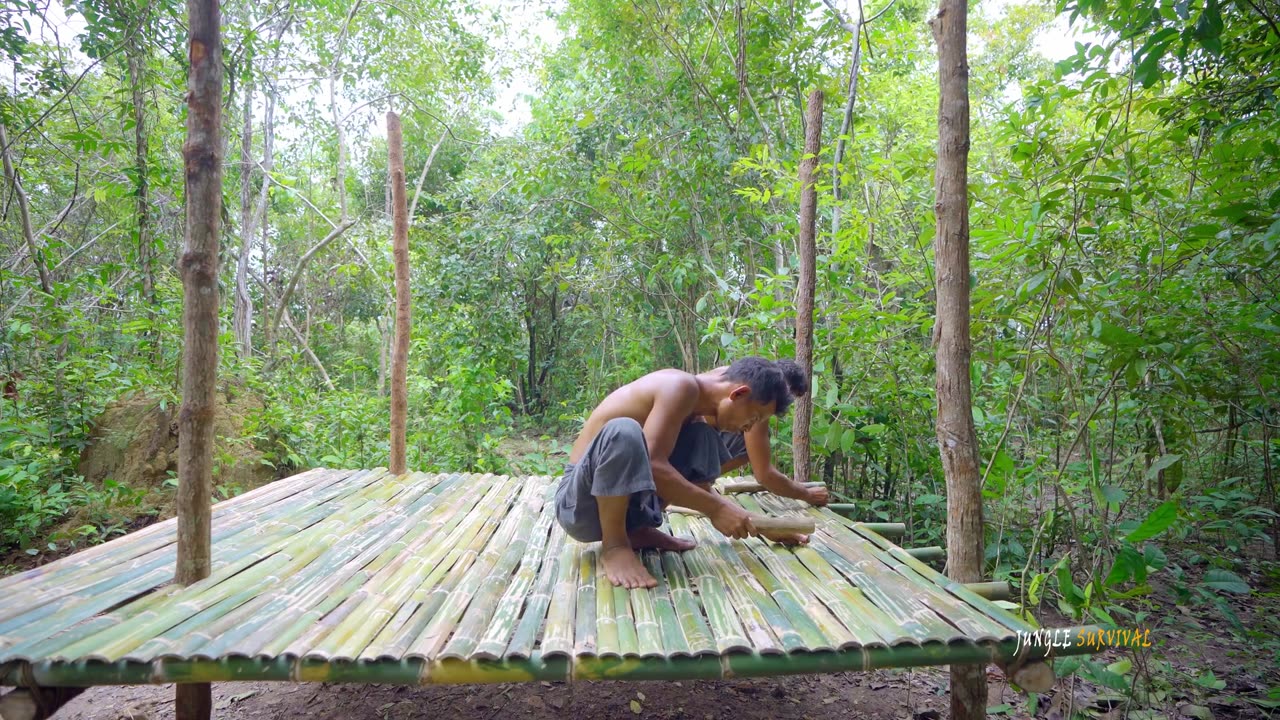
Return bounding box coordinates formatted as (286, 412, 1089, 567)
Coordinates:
(602, 545, 658, 588)
(628, 526, 697, 552)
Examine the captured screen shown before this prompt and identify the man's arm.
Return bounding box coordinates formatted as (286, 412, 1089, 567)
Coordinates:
(744, 423, 829, 506)
(643, 377, 756, 538)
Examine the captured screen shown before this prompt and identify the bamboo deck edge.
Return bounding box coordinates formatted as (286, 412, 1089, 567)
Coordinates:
(1, 626, 1100, 687)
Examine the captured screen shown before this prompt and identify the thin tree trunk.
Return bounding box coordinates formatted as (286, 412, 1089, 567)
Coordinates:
(376, 314, 388, 397)
(176, 0, 222, 717)
(831, 19, 861, 241)
(234, 79, 256, 358)
(387, 111, 410, 475)
(330, 73, 349, 222)
(0, 122, 53, 295)
(931, 0, 985, 715)
(408, 126, 450, 221)
(792, 90, 822, 485)
(127, 40, 154, 308)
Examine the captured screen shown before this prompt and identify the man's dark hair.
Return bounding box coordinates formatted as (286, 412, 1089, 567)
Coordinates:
(776, 359, 810, 398)
(725, 357, 793, 416)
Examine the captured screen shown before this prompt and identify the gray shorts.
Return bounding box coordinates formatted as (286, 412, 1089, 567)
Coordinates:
(720, 430, 747, 462)
(554, 418, 732, 543)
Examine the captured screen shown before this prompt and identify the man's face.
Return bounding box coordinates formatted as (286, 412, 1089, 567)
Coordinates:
(717, 387, 775, 434)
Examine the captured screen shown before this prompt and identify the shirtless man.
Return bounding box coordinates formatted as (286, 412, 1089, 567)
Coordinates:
(717, 359, 829, 506)
(555, 357, 793, 588)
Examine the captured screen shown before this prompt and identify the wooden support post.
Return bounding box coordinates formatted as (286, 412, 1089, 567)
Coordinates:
(930, 0, 984, 711)
(792, 89, 822, 486)
(0, 687, 86, 720)
(387, 111, 410, 476)
(175, 0, 222, 717)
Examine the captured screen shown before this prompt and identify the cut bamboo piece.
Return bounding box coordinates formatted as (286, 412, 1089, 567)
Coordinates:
(664, 506, 815, 540)
(905, 546, 945, 562)
(964, 581, 1011, 601)
(719, 480, 825, 494)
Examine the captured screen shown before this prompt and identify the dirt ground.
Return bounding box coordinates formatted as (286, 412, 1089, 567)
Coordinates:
(49, 667, 1038, 720)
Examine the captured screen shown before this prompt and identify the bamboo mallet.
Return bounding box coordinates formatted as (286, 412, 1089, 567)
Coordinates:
(665, 505, 816, 541)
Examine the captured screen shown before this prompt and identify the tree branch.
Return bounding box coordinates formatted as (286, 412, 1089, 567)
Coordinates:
(269, 219, 359, 337)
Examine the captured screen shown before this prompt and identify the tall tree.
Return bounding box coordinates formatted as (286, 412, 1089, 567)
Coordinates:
(930, 0, 985, 714)
(793, 89, 822, 485)
(124, 3, 155, 309)
(388, 110, 410, 475)
(0, 121, 53, 295)
(175, 0, 222, 716)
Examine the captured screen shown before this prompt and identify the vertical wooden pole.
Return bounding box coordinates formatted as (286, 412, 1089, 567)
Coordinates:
(931, 0, 986, 715)
(388, 111, 410, 476)
(175, 0, 221, 718)
(792, 90, 823, 485)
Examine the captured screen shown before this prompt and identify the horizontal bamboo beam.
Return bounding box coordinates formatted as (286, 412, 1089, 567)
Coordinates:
(904, 546, 945, 562)
(720, 480, 825, 494)
(2, 626, 1101, 687)
(964, 581, 1012, 602)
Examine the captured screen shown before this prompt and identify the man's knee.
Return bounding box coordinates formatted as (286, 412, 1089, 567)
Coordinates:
(599, 417, 645, 447)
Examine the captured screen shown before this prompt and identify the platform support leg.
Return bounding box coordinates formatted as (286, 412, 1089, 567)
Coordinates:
(0, 687, 86, 720)
(176, 683, 211, 720)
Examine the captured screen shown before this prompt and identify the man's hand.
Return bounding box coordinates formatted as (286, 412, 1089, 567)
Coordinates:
(709, 501, 756, 539)
(802, 484, 830, 507)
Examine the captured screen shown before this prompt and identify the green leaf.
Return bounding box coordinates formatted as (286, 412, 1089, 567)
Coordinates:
(1093, 316, 1142, 347)
(1144, 454, 1181, 481)
(1123, 500, 1179, 543)
(1201, 569, 1250, 594)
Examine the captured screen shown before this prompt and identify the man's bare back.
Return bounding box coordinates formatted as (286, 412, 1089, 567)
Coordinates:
(569, 369, 697, 464)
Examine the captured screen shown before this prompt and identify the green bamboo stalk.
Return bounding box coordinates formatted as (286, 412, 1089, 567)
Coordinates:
(791, 544, 904, 644)
(684, 519, 790, 653)
(667, 515, 750, 653)
(215, 472, 463, 658)
(811, 512, 1015, 640)
(612, 581, 639, 656)
(658, 550, 715, 655)
(473, 484, 557, 659)
(573, 545, 597, 656)
(640, 553, 688, 656)
(503, 520, 565, 659)
(855, 528, 1032, 635)
(0, 468, 342, 598)
(538, 540, 579, 658)
(388, 476, 523, 660)
(442, 481, 545, 659)
(325, 473, 504, 657)
(0, 469, 383, 638)
(595, 562, 619, 656)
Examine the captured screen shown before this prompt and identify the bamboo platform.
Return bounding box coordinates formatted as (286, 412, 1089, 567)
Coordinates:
(0, 468, 1093, 688)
